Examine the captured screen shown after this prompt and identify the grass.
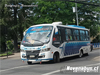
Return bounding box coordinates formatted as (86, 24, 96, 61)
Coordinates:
(0, 51, 14, 57)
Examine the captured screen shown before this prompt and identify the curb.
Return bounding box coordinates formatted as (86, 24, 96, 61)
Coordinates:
(0, 53, 20, 60)
(0, 56, 20, 60)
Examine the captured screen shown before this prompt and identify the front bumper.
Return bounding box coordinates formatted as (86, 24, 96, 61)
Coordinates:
(21, 58, 53, 62)
(20, 50, 53, 62)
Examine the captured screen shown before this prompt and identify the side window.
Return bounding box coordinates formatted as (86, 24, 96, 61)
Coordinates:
(53, 29, 61, 42)
(85, 31, 89, 41)
(80, 30, 85, 41)
(52, 28, 62, 47)
(73, 29, 79, 41)
(53, 34, 61, 42)
(65, 29, 73, 41)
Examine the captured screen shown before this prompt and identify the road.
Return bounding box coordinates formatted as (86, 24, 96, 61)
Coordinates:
(0, 49, 100, 75)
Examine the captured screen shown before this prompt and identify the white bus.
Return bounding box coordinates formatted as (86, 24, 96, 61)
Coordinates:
(20, 22, 91, 64)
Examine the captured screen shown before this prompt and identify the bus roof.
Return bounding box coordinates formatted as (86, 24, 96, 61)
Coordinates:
(29, 22, 89, 30)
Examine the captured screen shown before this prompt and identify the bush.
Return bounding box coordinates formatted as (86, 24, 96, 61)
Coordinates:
(0, 51, 13, 57)
(6, 40, 14, 51)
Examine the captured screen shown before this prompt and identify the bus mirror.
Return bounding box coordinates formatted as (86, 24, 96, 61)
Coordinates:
(23, 32, 25, 36)
(55, 28, 58, 35)
(23, 29, 28, 36)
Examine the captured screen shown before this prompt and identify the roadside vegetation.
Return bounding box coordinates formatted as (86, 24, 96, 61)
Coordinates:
(0, 51, 13, 57)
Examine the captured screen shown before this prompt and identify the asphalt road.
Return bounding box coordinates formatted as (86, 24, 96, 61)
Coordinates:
(0, 49, 100, 75)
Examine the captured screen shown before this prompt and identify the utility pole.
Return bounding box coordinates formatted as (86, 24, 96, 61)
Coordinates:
(75, 2, 78, 26)
(73, 0, 79, 26)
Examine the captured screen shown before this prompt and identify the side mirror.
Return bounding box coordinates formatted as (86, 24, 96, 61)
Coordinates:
(55, 28, 58, 35)
(23, 32, 26, 36)
(23, 29, 28, 36)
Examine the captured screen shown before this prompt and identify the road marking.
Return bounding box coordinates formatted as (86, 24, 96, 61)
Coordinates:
(42, 63, 100, 75)
(42, 70, 60, 75)
(0, 65, 39, 72)
(85, 63, 100, 67)
(92, 56, 100, 61)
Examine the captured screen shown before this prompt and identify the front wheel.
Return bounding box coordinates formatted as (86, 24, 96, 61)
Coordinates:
(53, 53, 60, 63)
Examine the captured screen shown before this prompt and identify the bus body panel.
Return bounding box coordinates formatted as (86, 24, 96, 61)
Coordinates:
(52, 41, 90, 59)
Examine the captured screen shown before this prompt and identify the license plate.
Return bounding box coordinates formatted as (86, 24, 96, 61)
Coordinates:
(30, 55, 35, 58)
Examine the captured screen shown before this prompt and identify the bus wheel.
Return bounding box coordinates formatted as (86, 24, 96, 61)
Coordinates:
(53, 54, 56, 63)
(27, 61, 32, 65)
(79, 50, 83, 57)
(53, 53, 60, 63)
(56, 54, 60, 63)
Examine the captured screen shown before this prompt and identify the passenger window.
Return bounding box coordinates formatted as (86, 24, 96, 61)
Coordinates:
(80, 30, 85, 41)
(73, 29, 79, 41)
(65, 29, 73, 41)
(85, 31, 89, 41)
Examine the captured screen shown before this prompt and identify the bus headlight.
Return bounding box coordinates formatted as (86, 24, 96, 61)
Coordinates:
(41, 48, 51, 52)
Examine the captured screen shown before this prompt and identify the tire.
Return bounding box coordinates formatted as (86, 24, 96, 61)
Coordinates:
(27, 61, 32, 65)
(79, 50, 83, 57)
(53, 53, 60, 63)
(53, 54, 56, 63)
(56, 54, 60, 63)
(85, 53, 89, 56)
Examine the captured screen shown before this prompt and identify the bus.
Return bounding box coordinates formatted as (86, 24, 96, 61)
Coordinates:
(20, 22, 91, 64)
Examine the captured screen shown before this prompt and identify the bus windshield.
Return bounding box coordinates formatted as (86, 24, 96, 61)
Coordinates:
(22, 26, 53, 45)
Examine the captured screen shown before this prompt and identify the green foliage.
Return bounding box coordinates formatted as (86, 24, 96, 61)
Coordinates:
(33, 1, 75, 25)
(6, 40, 14, 51)
(0, 51, 13, 57)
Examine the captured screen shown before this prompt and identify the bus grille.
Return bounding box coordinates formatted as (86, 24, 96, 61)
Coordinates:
(26, 50, 40, 59)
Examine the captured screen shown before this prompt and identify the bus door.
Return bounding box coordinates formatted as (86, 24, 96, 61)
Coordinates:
(60, 28, 74, 56)
(52, 27, 65, 56)
(53, 27, 66, 57)
(58, 28, 66, 57)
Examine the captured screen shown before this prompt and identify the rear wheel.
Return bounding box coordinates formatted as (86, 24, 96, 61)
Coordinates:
(79, 50, 83, 57)
(27, 61, 32, 65)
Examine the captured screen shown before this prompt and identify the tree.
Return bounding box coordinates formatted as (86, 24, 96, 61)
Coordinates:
(0, 0, 12, 52)
(78, 2, 100, 42)
(33, 0, 75, 25)
(0, 0, 36, 52)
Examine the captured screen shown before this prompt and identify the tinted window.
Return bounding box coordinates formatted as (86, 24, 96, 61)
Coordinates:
(73, 29, 79, 41)
(65, 29, 73, 41)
